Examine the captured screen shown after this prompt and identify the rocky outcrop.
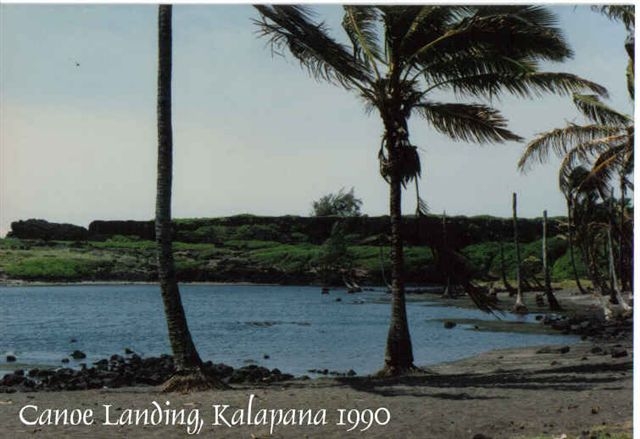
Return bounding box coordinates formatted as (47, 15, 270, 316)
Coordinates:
(8, 219, 88, 241)
(10, 215, 563, 248)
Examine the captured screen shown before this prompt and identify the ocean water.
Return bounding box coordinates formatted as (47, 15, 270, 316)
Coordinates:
(0, 284, 578, 377)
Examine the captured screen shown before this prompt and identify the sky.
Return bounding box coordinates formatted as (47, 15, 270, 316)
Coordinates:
(0, 4, 634, 236)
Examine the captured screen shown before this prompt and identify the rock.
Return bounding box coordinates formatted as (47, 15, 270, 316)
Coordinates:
(71, 350, 86, 360)
(61, 358, 70, 364)
(1, 373, 25, 386)
(347, 369, 356, 376)
(263, 354, 270, 359)
(611, 348, 627, 358)
(9, 219, 89, 241)
(534, 315, 544, 321)
(551, 319, 570, 331)
(124, 348, 134, 355)
(6, 355, 16, 362)
(473, 434, 493, 439)
(536, 346, 569, 354)
(70, 338, 77, 343)
(590, 346, 604, 354)
(335, 298, 342, 302)
(443, 321, 457, 329)
(14, 369, 24, 376)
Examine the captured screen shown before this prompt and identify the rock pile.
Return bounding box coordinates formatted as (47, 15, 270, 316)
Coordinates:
(0, 353, 293, 393)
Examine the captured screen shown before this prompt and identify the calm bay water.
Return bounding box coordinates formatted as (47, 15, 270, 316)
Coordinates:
(0, 284, 577, 376)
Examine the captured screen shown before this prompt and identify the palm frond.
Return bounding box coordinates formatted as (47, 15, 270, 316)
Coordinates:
(424, 70, 608, 100)
(342, 6, 384, 75)
(415, 180, 429, 217)
(518, 124, 622, 171)
(558, 140, 622, 195)
(254, 5, 371, 89)
(410, 7, 573, 69)
(593, 5, 635, 31)
(416, 102, 523, 143)
(589, 142, 634, 183)
(572, 94, 632, 126)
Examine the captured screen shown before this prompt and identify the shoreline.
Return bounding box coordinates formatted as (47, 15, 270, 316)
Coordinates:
(0, 334, 631, 438)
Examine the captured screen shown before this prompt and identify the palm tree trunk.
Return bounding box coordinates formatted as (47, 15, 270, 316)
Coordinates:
(156, 4, 202, 371)
(618, 175, 627, 291)
(542, 210, 562, 310)
(155, 6, 228, 392)
(382, 134, 415, 376)
(566, 198, 588, 294)
(512, 193, 527, 313)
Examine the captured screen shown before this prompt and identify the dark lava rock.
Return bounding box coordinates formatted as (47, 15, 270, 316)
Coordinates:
(1, 374, 25, 386)
(347, 369, 356, 376)
(443, 321, 457, 329)
(124, 348, 134, 355)
(61, 358, 70, 364)
(590, 346, 604, 354)
(263, 354, 270, 359)
(14, 369, 24, 376)
(71, 350, 86, 360)
(70, 338, 77, 343)
(536, 346, 570, 354)
(6, 355, 16, 362)
(1, 352, 295, 393)
(611, 348, 628, 358)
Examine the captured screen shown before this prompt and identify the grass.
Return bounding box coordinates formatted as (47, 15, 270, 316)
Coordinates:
(0, 235, 597, 284)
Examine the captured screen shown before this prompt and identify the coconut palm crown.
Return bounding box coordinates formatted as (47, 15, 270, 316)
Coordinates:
(255, 5, 607, 376)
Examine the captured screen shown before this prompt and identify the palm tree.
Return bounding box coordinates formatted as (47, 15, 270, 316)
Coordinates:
(255, 5, 606, 376)
(519, 6, 634, 297)
(155, 5, 225, 391)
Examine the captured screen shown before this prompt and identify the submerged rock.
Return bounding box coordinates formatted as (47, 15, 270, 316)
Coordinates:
(70, 350, 86, 360)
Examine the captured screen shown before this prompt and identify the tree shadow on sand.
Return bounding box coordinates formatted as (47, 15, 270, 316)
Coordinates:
(330, 360, 632, 398)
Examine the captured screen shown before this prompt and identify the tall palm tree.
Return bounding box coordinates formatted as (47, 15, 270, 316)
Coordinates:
(156, 5, 225, 391)
(255, 5, 606, 376)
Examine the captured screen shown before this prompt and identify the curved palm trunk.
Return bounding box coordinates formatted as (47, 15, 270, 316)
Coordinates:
(542, 210, 562, 310)
(566, 198, 588, 294)
(618, 175, 628, 291)
(383, 168, 415, 375)
(156, 5, 202, 371)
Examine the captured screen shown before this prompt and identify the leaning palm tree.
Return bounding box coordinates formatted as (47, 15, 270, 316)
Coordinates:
(255, 5, 606, 376)
(155, 5, 225, 391)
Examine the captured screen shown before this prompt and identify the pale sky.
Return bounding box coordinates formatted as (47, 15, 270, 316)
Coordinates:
(0, 4, 634, 237)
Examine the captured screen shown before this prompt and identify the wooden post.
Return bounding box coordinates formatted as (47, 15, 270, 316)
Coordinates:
(512, 193, 527, 313)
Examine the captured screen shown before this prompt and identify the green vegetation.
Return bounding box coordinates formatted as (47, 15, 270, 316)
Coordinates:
(0, 228, 584, 285)
(311, 187, 362, 217)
